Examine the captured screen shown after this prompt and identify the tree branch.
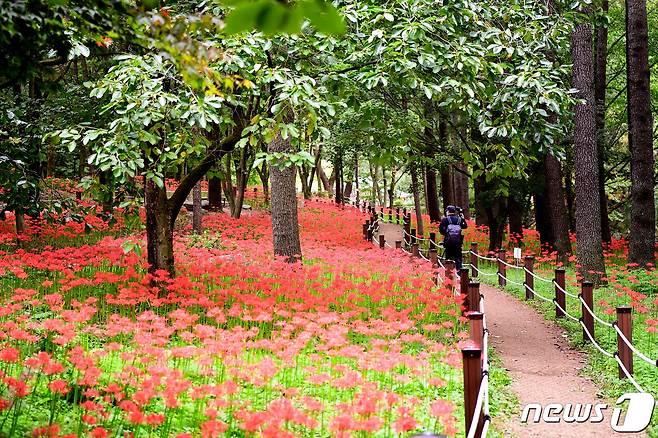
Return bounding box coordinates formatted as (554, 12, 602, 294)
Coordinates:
(168, 129, 243, 227)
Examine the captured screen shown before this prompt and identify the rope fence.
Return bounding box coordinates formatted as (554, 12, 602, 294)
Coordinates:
(467, 245, 658, 400)
(322, 197, 658, 435)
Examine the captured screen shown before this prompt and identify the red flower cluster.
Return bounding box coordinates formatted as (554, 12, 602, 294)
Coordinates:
(0, 200, 462, 436)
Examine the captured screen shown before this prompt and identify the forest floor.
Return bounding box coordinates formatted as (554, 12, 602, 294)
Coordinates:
(377, 222, 627, 438)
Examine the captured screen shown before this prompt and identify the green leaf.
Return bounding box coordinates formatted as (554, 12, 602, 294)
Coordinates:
(301, 0, 346, 35)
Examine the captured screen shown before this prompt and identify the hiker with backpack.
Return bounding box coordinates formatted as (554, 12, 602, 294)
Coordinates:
(439, 205, 468, 270)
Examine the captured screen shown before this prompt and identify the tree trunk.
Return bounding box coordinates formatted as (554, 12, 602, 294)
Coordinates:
(382, 168, 388, 208)
(145, 179, 175, 277)
(534, 191, 553, 247)
(508, 195, 523, 246)
(15, 212, 25, 235)
(545, 154, 572, 260)
(595, 0, 612, 244)
(343, 180, 353, 199)
(425, 165, 441, 222)
(474, 176, 488, 227)
(485, 197, 507, 251)
(98, 171, 114, 214)
(268, 114, 302, 263)
(221, 154, 236, 215)
(257, 162, 270, 203)
(232, 183, 246, 218)
(369, 162, 381, 205)
(316, 161, 332, 194)
(192, 180, 202, 234)
(388, 167, 396, 209)
(440, 168, 455, 211)
(563, 155, 576, 232)
(572, 19, 607, 283)
(230, 148, 251, 219)
(334, 156, 343, 204)
(411, 165, 424, 236)
(208, 175, 222, 211)
(454, 163, 470, 219)
(626, 0, 656, 267)
(300, 165, 312, 199)
(354, 158, 360, 205)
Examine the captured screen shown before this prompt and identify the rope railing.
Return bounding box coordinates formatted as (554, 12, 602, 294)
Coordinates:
(578, 295, 614, 328)
(364, 210, 658, 380)
(524, 267, 554, 283)
(613, 323, 658, 367)
(581, 320, 615, 358)
(499, 274, 524, 287)
(357, 206, 658, 433)
(466, 373, 490, 438)
(470, 265, 497, 277)
(497, 258, 524, 270)
(469, 242, 658, 401)
(469, 251, 498, 262)
(524, 283, 554, 304)
(552, 299, 580, 323)
(615, 354, 646, 393)
(552, 279, 579, 299)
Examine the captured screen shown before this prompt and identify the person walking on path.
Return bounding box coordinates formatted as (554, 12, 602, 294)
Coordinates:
(439, 205, 468, 269)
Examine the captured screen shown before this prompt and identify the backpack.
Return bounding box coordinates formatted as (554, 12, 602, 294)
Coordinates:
(445, 216, 462, 247)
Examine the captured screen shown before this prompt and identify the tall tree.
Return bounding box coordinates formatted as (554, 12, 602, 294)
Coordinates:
(425, 165, 441, 222)
(626, 0, 656, 267)
(192, 180, 202, 234)
(207, 174, 223, 211)
(411, 165, 425, 236)
(595, 0, 612, 244)
(268, 110, 302, 263)
(571, 16, 607, 283)
(544, 154, 572, 260)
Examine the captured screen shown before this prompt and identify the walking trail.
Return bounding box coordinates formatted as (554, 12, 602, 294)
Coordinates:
(377, 223, 624, 437)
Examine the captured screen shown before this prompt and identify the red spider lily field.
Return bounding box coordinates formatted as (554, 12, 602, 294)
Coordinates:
(0, 201, 470, 437)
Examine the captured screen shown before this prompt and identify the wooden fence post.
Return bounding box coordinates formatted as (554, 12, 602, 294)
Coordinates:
(396, 207, 400, 224)
(470, 243, 478, 278)
(466, 311, 484, 348)
(468, 282, 480, 313)
(379, 234, 385, 249)
(412, 243, 420, 258)
(524, 256, 534, 300)
(395, 241, 402, 250)
(429, 249, 438, 267)
(462, 346, 484, 438)
(497, 250, 506, 287)
(460, 268, 469, 296)
(429, 233, 437, 252)
(404, 218, 411, 248)
(366, 221, 373, 243)
(445, 260, 455, 285)
(554, 268, 566, 318)
(581, 281, 594, 342)
(410, 229, 417, 247)
(362, 222, 368, 240)
(616, 306, 633, 379)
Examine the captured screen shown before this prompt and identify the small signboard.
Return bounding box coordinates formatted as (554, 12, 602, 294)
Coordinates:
(513, 247, 522, 261)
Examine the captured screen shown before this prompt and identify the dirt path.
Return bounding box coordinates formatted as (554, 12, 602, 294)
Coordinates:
(481, 283, 621, 437)
(376, 223, 625, 437)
